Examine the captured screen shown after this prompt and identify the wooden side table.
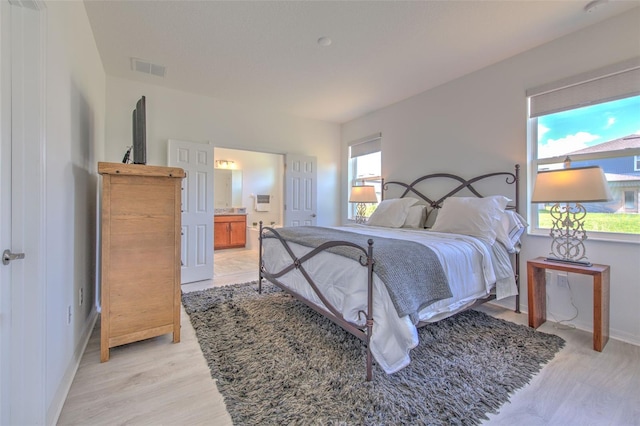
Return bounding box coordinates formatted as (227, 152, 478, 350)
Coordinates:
(527, 257, 610, 351)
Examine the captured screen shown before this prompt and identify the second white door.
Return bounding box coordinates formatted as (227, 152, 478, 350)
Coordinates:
(284, 154, 317, 227)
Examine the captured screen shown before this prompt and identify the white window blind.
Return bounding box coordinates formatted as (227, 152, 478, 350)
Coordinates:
(349, 133, 381, 158)
(528, 58, 640, 118)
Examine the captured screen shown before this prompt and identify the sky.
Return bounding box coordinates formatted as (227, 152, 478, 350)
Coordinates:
(354, 151, 381, 179)
(537, 95, 640, 159)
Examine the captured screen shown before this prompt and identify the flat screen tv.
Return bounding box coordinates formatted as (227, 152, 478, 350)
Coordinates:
(132, 96, 146, 165)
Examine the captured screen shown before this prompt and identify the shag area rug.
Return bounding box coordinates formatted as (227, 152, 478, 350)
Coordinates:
(182, 281, 565, 425)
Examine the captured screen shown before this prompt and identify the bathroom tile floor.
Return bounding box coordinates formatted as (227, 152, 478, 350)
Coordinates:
(181, 248, 259, 292)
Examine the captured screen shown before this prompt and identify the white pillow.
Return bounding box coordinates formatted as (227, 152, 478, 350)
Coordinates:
(366, 198, 418, 228)
(430, 196, 510, 244)
(495, 210, 528, 253)
(402, 205, 427, 228)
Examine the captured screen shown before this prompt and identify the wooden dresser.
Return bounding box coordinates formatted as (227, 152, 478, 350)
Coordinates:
(214, 214, 247, 249)
(98, 162, 185, 362)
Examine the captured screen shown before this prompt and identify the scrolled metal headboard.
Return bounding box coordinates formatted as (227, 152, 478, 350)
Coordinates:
(381, 164, 521, 313)
(382, 165, 520, 214)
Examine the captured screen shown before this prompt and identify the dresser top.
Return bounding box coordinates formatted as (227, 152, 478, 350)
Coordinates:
(98, 162, 185, 178)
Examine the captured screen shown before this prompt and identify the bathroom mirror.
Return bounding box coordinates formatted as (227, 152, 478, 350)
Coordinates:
(214, 169, 243, 208)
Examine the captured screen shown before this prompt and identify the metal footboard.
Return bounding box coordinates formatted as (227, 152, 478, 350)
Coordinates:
(258, 223, 377, 381)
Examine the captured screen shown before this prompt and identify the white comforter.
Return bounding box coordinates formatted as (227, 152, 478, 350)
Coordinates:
(261, 224, 518, 374)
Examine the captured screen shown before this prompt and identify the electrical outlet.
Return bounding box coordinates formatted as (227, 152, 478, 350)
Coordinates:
(557, 273, 569, 288)
(545, 271, 553, 285)
(67, 305, 72, 325)
(79, 288, 83, 306)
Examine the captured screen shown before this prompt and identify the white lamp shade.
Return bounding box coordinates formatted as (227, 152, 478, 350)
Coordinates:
(349, 185, 377, 203)
(531, 166, 612, 203)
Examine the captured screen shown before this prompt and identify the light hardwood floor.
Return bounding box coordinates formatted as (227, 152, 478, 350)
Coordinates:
(58, 249, 640, 425)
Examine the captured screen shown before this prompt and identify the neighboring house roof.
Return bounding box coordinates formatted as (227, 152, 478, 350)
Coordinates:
(569, 134, 640, 155)
(605, 173, 640, 183)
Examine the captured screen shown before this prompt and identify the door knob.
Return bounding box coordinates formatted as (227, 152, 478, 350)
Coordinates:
(2, 249, 25, 266)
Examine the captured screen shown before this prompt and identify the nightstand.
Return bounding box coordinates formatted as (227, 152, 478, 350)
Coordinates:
(527, 257, 610, 351)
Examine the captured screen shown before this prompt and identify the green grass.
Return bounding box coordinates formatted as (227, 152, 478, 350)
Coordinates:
(537, 208, 640, 234)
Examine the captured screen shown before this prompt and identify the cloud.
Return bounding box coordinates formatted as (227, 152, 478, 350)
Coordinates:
(538, 131, 600, 158)
(538, 124, 550, 138)
(605, 117, 615, 129)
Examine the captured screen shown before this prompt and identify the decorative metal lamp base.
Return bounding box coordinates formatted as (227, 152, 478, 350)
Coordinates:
(355, 202, 368, 224)
(546, 202, 592, 266)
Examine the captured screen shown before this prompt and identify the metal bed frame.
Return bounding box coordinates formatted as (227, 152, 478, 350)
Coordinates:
(258, 165, 520, 381)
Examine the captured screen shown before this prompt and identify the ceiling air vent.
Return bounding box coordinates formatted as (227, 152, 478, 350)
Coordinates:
(131, 58, 166, 78)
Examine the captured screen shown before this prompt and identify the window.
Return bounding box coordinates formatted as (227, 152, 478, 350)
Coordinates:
(528, 60, 640, 238)
(348, 134, 381, 221)
(624, 191, 637, 212)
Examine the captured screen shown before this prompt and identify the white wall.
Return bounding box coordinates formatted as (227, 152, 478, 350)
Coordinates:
(43, 1, 106, 423)
(341, 10, 640, 345)
(104, 77, 341, 226)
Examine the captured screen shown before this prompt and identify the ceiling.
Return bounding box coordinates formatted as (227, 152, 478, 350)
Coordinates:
(84, 0, 640, 123)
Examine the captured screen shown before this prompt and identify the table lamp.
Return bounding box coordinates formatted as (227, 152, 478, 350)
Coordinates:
(531, 159, 612, 266)
(349, 185, 377, 224)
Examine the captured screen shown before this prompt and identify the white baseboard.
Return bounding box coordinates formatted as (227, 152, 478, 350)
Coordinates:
(487, 299, 640, 348)
(47, 308, 98, 425)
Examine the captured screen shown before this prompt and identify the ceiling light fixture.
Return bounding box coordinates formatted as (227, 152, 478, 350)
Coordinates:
(215, 160, 235, 169)
(584, 0, 609, 13)
(317, 37, 332, 47)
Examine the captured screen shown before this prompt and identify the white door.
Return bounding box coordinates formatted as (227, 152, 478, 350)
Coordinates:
(168, 139, 214, 283)
(0, 1, 46, 424)
(284, 154, 317, 227)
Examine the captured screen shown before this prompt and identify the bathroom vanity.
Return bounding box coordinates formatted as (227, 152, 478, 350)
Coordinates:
(214, 214, 247, 249)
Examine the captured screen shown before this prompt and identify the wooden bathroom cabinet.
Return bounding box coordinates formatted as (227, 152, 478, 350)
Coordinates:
(214, 214, 247, 249)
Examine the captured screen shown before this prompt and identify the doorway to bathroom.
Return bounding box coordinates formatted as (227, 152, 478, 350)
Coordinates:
(213, 147, 284, 279)
(171, 143, 315, 286)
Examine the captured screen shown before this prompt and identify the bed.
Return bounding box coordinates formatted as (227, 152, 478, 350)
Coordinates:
(258, 166, 524, 380)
